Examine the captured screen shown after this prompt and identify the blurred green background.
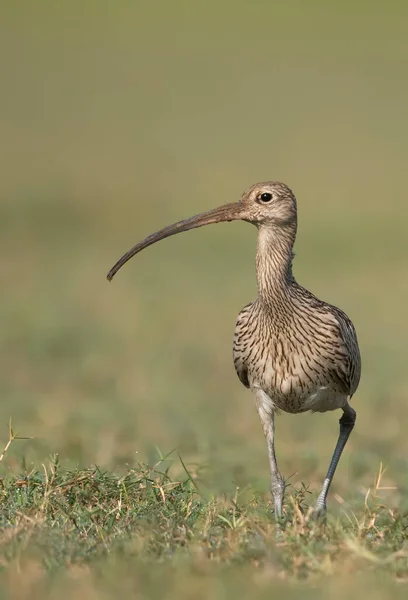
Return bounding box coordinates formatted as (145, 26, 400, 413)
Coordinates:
(1, 0, 408, 512)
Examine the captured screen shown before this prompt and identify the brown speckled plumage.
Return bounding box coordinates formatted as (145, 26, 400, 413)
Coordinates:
(107, 180, 361, 520)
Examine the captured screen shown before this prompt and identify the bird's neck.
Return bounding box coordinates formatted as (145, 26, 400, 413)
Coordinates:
(255, 224, 297, 306)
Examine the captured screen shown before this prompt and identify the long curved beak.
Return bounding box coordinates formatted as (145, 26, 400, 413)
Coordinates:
(107, 201, 244, 281)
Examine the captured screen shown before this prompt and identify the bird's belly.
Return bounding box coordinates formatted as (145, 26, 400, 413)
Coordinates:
(253, 383, 348, 419)
(250, 360, 347, 414)
(299, 386, 347, 413)
(254, 378, 347, 414)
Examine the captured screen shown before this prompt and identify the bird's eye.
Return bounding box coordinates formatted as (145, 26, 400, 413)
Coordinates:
(259, 192, 273, 203)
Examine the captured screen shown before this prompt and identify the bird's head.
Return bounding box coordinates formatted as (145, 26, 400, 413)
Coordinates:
(107, 181, 297, 281)
(239, 181, 297, 227)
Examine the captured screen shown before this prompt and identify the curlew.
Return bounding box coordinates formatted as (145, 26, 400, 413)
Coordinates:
(107, 182, 361, 519)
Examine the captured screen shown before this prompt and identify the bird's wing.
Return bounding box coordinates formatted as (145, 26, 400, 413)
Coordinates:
(329, 306, 361, 397)
(232, 302, 254, 388)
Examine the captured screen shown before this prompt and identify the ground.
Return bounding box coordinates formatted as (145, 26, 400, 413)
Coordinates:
(1, 444, 407, 599)
(1, 2, 408, 598)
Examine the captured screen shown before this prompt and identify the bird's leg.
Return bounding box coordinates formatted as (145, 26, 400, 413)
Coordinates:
(254, 390, 285, 520)
(265, 413, 285, 520)
(313, 403, 356, 518)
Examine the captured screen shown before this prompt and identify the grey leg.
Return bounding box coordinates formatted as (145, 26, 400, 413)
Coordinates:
(254, 389, 285, 520)
(313, 403, 356, 518)
(266, 413, 285, 520)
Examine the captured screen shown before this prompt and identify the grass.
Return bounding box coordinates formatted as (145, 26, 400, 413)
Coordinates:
(1, 1, 408, 597)
(0, 439, 407, 599)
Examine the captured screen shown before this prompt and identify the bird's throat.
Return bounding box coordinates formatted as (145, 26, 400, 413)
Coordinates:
(255, 226, 296, 307)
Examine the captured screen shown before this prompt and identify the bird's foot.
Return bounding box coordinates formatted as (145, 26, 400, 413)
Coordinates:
(311, 502, 327, 522)
(273, 511, 286, 540)
(273, 495, 284, 522)
(270, 495, 285, 538)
